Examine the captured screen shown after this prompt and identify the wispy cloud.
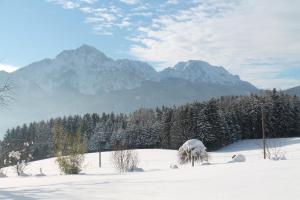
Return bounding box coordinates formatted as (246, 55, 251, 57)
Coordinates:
(46, 0, 300, 89)
(80, 0, 98, 4)
(46, 0, 180, 34)
(167, 0, 179, 5)
(47, 0, 80, 9)
(129, 0, 300, 89)
(82, 5, 129, 35)
(119, 0, 139, 5)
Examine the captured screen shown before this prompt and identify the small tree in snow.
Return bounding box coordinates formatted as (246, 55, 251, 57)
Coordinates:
(178, 139, 209, 167)
(53, 122, 86, 175)
(265, 140, 286, 160)
(8, 149, 33, 176)
(257, 139, 286, 160)
(111, 143, 140, 173)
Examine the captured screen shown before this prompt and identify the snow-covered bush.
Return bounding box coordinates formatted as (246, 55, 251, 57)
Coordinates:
(0, 169, 7, 178)
(8, 150, 32, 176)
(170, 163, 178, 169)
(259, 140, 287, 160)
(266, 141, 286, 160)
(111, 144, 140, 173)
(178, 139, 209, 167)
(230, 154, 246, 163)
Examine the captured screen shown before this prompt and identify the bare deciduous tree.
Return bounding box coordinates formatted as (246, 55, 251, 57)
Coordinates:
(265, 140, 286, 160)
(111, 144, 140, 173)
(258, 139, 286, 160)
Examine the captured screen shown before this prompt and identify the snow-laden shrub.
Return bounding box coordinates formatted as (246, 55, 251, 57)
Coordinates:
(230, 154, 246, 163)
(258, 139, 287, 160)
(0, 169, 7, 178)
(266, 141, 286, 161)
(178, 139, 209, 167)
(271, 154, 286, 161)
(111, 144, 140, 173)
(8, 150, 32, 176)
(170, 163, 179, 169)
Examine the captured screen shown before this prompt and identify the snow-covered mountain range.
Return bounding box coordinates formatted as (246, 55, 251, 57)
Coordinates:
(0, 44, 258, 136)
(7, 45, 158, 95)
(2, 45, 256, 95)
(161, 60, 243, 85)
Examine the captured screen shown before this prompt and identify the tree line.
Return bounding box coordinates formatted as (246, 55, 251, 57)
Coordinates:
(1, 89, 300, 167)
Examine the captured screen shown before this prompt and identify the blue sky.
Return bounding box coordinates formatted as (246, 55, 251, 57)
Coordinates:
(0, 0, 299, 89)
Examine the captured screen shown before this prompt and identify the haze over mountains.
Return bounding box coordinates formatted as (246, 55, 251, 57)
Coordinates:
(285, 86, 300, 97)
(0, 45, 260, 137)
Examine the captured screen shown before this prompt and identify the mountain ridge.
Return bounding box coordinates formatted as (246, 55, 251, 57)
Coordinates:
(7, 44, 257, 94)
(0, 44, 258, 137)
(285, 85, 300, 96)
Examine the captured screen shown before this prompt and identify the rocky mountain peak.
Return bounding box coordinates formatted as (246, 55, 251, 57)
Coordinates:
(161, 60, 241, 85)
(55, 44, 111, 63)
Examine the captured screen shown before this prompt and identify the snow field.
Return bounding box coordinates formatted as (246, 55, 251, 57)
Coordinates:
(1, 138, 300, 200)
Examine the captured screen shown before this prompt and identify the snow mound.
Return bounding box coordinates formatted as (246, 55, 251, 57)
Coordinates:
(179, 139, 206, 151)
(178, 139, 208, 164)
(230, 154, 246, 162)
(0, 171, 7, 178)
(179, 139, 206, 157)
(170, 163, 179, 169)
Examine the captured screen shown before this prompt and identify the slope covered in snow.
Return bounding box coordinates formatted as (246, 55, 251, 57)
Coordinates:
(1, 138, 300, 200)
(8, 45, 256, 95)
(161, 60, 241, 85)
(12, 45, 159, 95)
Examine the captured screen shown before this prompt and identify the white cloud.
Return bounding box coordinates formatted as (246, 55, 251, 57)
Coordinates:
(130, 0, 300, 89)
(119, 0, 139, 5)
(0, 64, 18, 73)
(46, 0, 300, 89)
(47, 0, 80, 9)
(167, 0, 179, 5)
(82, 6, 127, 34)
(80, 0, 97, 4)
(79, 7, 94, 13)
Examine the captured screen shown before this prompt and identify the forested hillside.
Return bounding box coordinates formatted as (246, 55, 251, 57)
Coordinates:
(1, 89, 299, 166)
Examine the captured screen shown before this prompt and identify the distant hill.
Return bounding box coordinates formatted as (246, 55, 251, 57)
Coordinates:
(285, 85, 300, 96)
(0, 45, 258, 137)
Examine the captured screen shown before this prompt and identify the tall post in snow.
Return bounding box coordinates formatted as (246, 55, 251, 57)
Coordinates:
(99, 142, 102, 168)
(192, 156, 194, 167)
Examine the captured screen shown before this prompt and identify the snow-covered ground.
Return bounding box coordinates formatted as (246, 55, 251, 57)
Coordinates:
(1, 138, 300, 200)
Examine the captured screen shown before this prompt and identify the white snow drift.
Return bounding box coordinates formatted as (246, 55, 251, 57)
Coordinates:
(0, 138, 300, 200)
